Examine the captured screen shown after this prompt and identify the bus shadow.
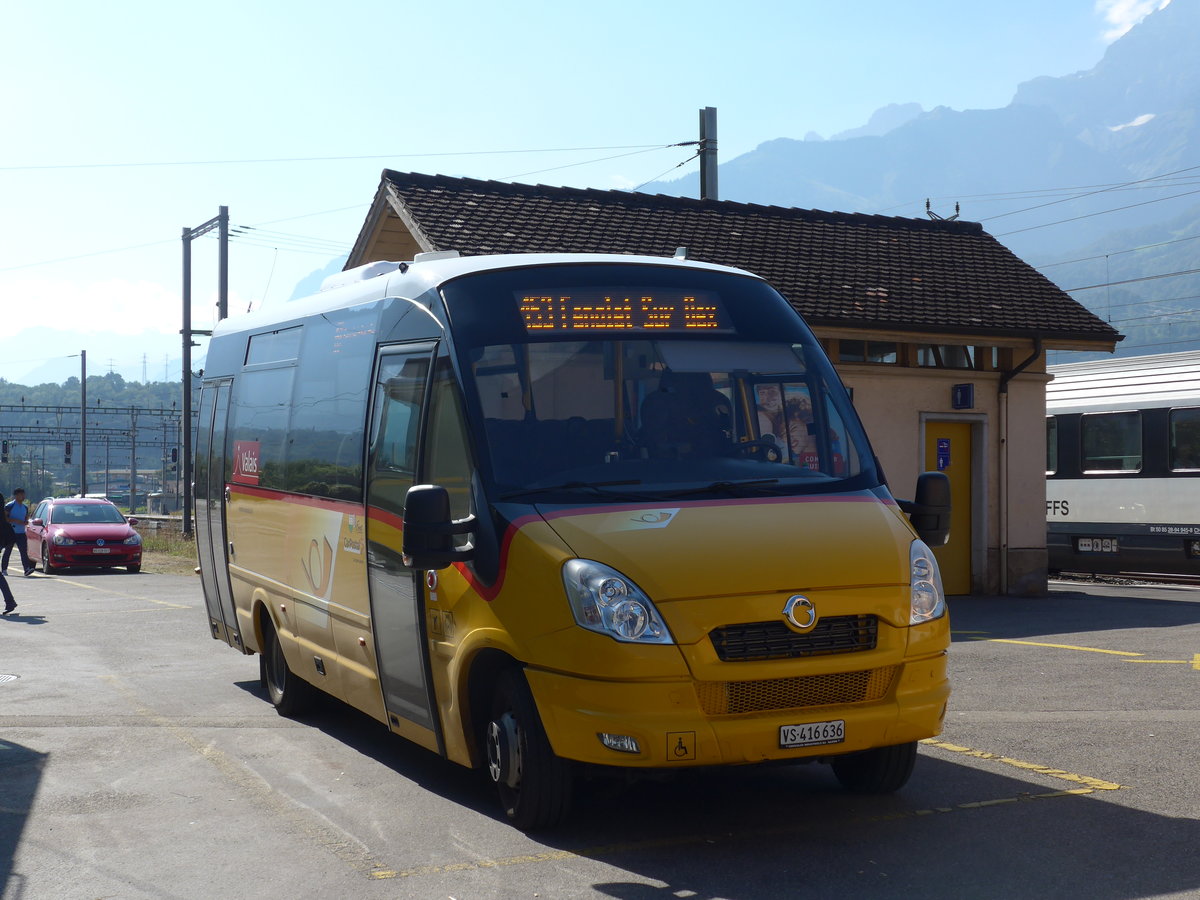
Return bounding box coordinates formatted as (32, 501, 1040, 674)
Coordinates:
(232, 677, 1200, 899)
(949, 584, 1200, 643)
(232, 679, 498, 816)
(555, 754, 1200, 900)
(0, 738, 48, 899)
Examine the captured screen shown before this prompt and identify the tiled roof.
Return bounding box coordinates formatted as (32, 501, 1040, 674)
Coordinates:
(363, 170, 1119, 345)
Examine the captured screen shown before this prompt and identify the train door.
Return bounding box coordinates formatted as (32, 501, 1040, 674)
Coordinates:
(365, 344, 441, 750)
(195, 379, 241, 648)
(924, 420, 974, 594)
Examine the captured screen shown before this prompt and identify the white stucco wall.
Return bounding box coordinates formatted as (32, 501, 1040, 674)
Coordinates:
(836, 363, 1050, 595)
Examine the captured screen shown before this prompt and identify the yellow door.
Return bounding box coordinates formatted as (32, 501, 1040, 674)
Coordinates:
(924, 421, 972, 594)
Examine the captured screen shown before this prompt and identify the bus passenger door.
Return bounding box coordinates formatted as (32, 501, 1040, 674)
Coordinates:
(195, 379, 242, 649)
(366, 345, 440, 748)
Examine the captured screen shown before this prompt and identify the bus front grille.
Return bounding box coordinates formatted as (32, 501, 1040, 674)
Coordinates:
(695, 666, 898, 716)
(709, 615, 877, 661)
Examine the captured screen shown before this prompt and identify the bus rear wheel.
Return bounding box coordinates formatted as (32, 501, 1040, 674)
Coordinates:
(260, 616, 312, 717)
(485, 668, 572, 831)
(831, 741, 918, 793)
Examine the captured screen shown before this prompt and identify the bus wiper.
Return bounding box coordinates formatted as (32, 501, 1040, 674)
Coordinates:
(499, 479, 644, 501)
(661, 478, 781, 498)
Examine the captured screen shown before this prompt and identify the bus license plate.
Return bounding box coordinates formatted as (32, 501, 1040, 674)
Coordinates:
(780, 720, 845, 749)
(92, 547, 111, 554)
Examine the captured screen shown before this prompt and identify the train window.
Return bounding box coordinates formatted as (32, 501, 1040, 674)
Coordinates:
(1081, 411, 1142, 472)
(1046, 416, 1057, 474)
(1170, 407, 1200, 470)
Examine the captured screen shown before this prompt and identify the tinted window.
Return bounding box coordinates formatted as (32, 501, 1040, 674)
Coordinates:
(367, 349, 432, 517)
(246, 327, 302, 365)
(1046, 416, 1057, 474)
(284, 310, 375, 501)
(425, 356, 475, 522)
(1081, 411, 1141, 472)
(230, 367, 293, 489)
(1170, 407, 1200, 470)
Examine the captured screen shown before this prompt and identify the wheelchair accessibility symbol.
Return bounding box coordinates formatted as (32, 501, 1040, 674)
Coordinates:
(666, 731, 696, 761)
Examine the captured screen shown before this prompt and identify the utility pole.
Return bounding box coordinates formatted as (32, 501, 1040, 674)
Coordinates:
(181, 205, 228, 537)
(699, 107, 718, 201)
(80, 350, 87, 495)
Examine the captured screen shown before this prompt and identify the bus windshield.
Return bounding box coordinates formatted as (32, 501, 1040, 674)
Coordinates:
(441, 263, 879, 501)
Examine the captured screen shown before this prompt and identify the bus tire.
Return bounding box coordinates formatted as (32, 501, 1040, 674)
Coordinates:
(260, 616, 312, 718)
(830, 741, 917, 793)
(485, 668, 572, 831)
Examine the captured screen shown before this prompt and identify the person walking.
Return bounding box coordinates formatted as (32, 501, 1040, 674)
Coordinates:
(3, 488, 34, 577)
(0, 492, 17, 614)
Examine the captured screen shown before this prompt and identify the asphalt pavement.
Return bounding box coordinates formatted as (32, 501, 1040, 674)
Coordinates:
(2, 571, 1199, 899)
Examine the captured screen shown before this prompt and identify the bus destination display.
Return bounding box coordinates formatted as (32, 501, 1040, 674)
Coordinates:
(518, 289, 733, 333)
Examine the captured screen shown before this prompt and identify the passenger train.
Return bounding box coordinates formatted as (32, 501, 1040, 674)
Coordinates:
(1047, 350, 1200, 575)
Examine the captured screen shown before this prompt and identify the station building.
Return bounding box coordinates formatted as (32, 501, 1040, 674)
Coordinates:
(344, 171, 1121, 595)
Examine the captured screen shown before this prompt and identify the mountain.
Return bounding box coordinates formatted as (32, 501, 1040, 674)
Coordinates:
(642, 0, 1200, 359)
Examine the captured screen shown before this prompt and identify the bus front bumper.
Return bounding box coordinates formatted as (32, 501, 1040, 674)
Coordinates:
(525, 653, 948, 768)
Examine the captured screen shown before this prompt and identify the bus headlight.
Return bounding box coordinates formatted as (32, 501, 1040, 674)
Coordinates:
(910, 540, 946, 623)
(563, 560, 674, 644)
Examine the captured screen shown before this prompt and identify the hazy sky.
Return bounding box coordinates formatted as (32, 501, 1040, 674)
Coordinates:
(0, 0, 1168, 383)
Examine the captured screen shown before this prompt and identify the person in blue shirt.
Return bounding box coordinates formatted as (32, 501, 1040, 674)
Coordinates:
(0, 492, 17, 614)
(3, 488, 34, 577)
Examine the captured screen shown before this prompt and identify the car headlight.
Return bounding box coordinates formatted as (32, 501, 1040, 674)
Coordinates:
(52, 532, 76, 546)
(910, 539, 946, 624)
(562, 559, 673, 644)
(123, 533, 142, 546)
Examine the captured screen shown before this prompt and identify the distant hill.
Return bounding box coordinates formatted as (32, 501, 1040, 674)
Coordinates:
(642, 0, 1200, 360)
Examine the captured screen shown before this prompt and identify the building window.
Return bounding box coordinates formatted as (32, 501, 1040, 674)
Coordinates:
(838, 340, 898, 364)
(1081, 411, 1141, 473)
(917, 344, 975, 369)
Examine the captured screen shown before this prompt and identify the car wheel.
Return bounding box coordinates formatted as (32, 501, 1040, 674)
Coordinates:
(127, 564, 141, 573)
(485, 668, 573, 831)
(259, 615, 312, 717)
(830, 741, 918, 793)
(40, 542, 58, 574)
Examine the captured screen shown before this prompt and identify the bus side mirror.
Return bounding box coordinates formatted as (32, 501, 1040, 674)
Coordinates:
(402, 484, 475, 570)
(897, 472, 951, 547)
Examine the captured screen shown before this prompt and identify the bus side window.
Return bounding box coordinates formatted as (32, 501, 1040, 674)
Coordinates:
(425, 357, 475, 523)
(369, 354, 431, 514)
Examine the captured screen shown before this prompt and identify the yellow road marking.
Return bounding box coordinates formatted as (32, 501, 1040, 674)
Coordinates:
(49, 606, 193, 616)
(1125, 659, 1189, 664)
(37, 577, 190, 610)
(922, 739, 1124, 790)
(1125, 653, 1200, 670)
(972, 637, 1143, 657)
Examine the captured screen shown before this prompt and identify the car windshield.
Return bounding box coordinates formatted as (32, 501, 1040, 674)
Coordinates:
(51, 504, 126, 524)
(466, 338, 876, 500)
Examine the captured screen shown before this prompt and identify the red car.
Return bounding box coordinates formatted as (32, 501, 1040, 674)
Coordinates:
(27, 497, 143, 574)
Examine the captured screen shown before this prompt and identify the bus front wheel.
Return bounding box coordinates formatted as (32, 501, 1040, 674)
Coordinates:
(260, 617, 312, 718)
(830, 741, 918, 793)
(485, 668, 573, 831)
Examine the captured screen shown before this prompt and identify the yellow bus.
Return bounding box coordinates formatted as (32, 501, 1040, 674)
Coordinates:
(195, 251, 951, 829)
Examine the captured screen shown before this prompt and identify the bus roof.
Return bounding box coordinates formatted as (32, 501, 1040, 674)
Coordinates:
(211, 252, 764, 341)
